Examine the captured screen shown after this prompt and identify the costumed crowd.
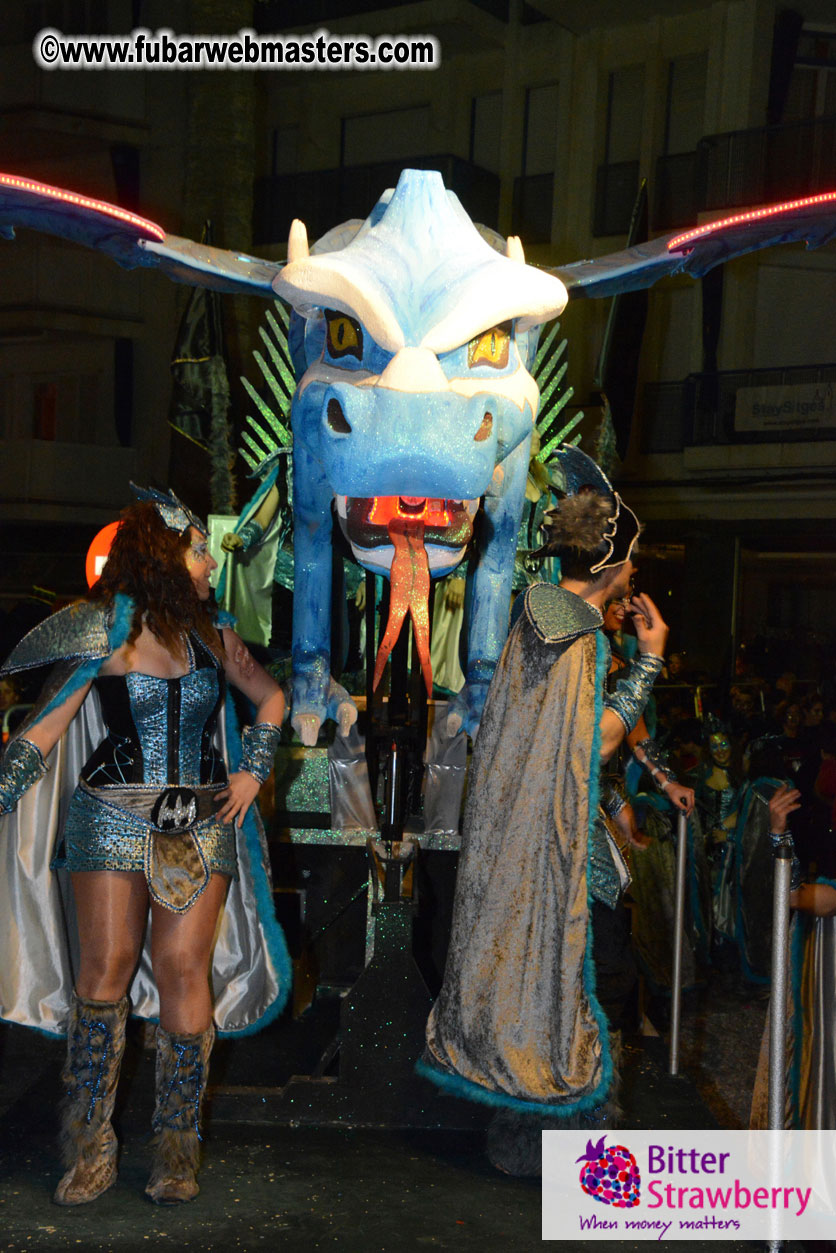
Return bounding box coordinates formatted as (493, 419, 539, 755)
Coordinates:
(0, 451, 833, 1209)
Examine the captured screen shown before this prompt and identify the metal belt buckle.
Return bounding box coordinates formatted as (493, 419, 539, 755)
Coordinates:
(151, 787, 198, 833)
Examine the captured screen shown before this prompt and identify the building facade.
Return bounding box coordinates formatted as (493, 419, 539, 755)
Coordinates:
(1, 0, 834, 677)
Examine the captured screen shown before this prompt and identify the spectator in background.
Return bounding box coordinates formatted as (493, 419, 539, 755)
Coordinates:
(771, 671, 798, 728)
(800, 695, 825, 750)
(670, 718, 704, 775)
(803, 723, 836, 878)
(778, 702, 805, 777)
(727, 683, 769, 748)
(664, 650, 688, 682)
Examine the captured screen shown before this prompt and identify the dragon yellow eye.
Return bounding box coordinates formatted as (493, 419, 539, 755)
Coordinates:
(468, 324, 510, 370)
(325, 310, 363, 361)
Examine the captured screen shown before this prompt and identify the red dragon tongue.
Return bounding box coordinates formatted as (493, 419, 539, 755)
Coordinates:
(372, 517, 433, 697)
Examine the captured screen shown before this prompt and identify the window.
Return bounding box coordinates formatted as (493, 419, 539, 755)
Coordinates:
(664, 52, 707, 155)
(0, 339, 116, 445)
(787, 29, 836, 120)
(522, 82, 558, 176)
(470, 91, 502, 175)
(604, 64, 644, 165)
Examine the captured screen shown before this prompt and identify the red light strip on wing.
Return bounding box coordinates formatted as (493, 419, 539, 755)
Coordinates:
(0, 172, 165, 242)
(667, 189, 836, 252)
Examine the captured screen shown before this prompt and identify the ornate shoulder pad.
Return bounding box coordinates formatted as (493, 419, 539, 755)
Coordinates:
(523, 583, 602, 645)
(0, 594, 131, 675)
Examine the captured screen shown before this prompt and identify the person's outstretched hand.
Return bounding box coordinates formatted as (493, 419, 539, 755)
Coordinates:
(769, 783, 801, 834)
(629, 592, 669, 658)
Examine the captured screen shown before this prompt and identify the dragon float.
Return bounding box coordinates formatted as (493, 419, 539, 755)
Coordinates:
(1, 169, 834, 742)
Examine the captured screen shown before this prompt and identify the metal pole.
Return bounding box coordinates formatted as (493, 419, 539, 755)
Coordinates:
(382, 739, 402, 902)
(668, 811, 688, 1075)
(768, 846, 792, 1130)
(766, 844, 792, 1253)
(222, 547, 234, 613)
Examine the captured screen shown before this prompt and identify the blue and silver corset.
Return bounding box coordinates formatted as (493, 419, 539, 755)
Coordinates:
(81, 635, 226, 789)
(60, 633, 237, 895)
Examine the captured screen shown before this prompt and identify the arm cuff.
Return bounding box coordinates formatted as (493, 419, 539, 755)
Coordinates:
(240, 722, 281, 784)
(0, 738, 48, 814)
(603, 652, 664, 734)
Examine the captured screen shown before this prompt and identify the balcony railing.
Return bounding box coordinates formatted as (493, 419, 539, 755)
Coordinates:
(254, 155, 500, 244)
(653, 114, 836, 229)
(641, 363, 836, 452)
(699, 113, 836, 212)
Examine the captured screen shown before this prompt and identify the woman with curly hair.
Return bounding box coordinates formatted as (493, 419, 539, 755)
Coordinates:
(0, 488, 289, 1207)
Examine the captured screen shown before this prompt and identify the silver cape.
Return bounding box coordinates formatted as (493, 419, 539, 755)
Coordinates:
(0, 595, 290, 1036)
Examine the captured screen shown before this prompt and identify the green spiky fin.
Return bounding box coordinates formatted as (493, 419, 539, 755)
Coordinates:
(533, 317, 584, 463)
(239, 298, 294, 469)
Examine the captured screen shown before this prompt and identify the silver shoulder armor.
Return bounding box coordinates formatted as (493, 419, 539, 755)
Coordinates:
(0, 600, 112, 674)
(523, 582, 603, 645)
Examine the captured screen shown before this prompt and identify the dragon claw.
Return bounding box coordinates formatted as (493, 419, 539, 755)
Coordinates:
(336, 701, 357, 738)
(445, 679, 491, 740)
(291, 670, 358, 746)
(292, 712, 322, 747)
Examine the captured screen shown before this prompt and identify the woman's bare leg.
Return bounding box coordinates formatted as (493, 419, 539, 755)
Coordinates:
(150, 875, 229, 1033)
(71, 871, 149, 1000)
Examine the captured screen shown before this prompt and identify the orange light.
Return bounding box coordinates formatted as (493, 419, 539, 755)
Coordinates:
(367, 496, 451, 528)
(0, 173, 166, 242)
(667, 190, 836, 252)
(85, 521, 121, 588)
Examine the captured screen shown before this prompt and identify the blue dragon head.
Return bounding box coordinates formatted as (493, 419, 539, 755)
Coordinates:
(275, 168, 568, 583)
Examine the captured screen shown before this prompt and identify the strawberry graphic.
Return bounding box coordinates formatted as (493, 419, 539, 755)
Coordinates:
(576, 1136, 641, 1208)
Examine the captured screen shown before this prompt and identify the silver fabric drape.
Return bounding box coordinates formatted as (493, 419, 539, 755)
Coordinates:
(327, 724, 377, 831)
(0, 690, 282, 1035)
(423, 723, 468, 837)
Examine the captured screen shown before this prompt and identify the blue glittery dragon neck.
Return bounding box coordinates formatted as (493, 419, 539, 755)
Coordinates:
(275, 168, 568, 738)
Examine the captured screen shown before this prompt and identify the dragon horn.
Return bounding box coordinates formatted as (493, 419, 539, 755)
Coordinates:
(287, 218, 309, 264)
(505, 234, 525, 263)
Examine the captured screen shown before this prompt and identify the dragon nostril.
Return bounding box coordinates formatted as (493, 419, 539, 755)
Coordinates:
(326, 398, 352, 435)
(474, 412, 493, 442)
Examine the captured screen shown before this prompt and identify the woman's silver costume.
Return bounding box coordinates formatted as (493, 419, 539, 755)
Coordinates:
(0, 593, 290, 1035)
(61, 631, 236, 908)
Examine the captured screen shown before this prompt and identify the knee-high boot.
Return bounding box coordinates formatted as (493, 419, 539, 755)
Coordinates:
(145, 1023, 214, 1204)
(53, 991, 128, 1205)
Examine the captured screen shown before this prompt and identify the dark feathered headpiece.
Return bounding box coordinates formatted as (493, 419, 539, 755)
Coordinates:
(537, 445, 640, 573)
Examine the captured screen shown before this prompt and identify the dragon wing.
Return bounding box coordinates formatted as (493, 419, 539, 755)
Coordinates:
(0, 171, 282, 297)
(4, 171, 835, 303)
(551, 190, 836, 300)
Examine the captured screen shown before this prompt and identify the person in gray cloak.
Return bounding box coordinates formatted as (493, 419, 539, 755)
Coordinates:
(418, 445, 669, 1174)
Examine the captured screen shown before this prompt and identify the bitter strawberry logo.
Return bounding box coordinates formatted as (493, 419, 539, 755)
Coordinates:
(577, 1136, 641, 1208)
